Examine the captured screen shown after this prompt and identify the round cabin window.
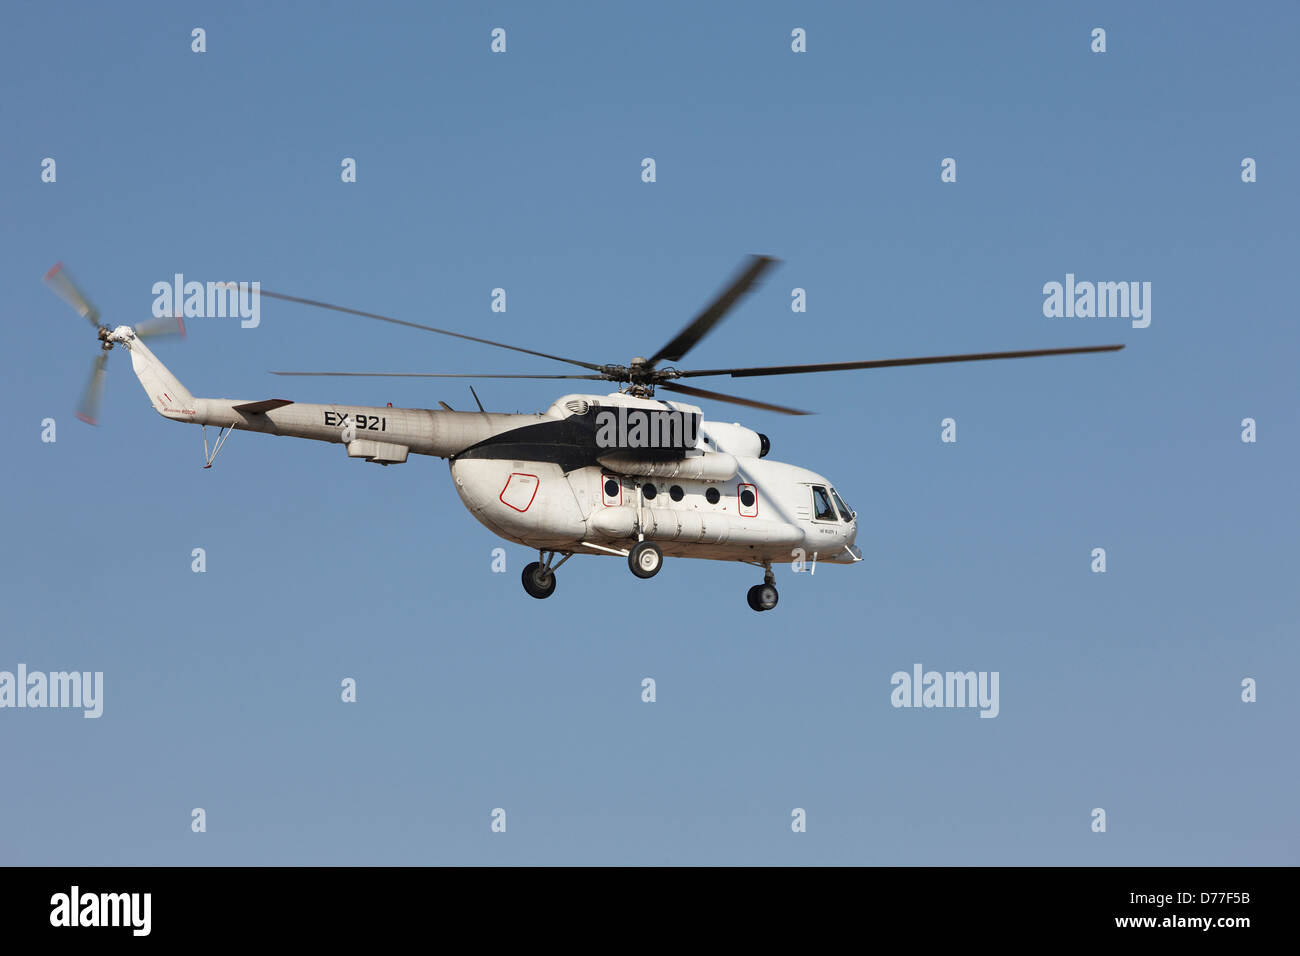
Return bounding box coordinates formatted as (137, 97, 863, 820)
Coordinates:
(642, 483, 657, 500)
(705, 487, 720, 505)
(604, 478, 619, 498)
(739, 488, 755, 508)
(669, 485, 684, 502)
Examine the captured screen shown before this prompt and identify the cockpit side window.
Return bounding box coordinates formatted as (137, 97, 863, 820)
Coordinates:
(811, 485, 836, 521)
(831, 488, 854, 522)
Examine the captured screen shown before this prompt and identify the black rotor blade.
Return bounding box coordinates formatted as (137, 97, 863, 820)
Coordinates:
(680, 344, 1125, 379)
(247, 287, 605, 372)
(269, 371, 605, 379)
(658, 381, 810, 416)
(648, 255, 778, 367)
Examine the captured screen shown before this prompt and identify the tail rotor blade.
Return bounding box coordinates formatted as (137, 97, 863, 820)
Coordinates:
(135, 314, 187, 340)
(77, 353, 109, 426)
(44, 263, 101, 326)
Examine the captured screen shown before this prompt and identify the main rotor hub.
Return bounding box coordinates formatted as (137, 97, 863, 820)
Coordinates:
(627, 357, 655, 386)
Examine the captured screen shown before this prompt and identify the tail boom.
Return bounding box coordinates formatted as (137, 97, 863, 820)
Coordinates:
(119, 329, 540, 458)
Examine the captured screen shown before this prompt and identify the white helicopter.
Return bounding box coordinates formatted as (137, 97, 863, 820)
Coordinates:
(46, 257, 1122, 611)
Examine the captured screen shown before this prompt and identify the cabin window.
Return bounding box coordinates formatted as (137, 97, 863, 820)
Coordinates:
(705, 487, 721, 505)
(601, 475, 622, 507)
(811, 485, 836, 521)
(669, 485, 684, 502)
(642, 483, 657, 500)
(831, 488, 854, 522)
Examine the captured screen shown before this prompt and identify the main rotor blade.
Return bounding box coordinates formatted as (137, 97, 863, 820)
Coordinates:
(44, 263, 100, 326)
(648, 255, 778, 367)
(680, 344, 1125, 379)
(247, 287, 605, 372)
(269, 371, 605, 379)
(658, 381, 810, 416)
(77, 353, 108, 426)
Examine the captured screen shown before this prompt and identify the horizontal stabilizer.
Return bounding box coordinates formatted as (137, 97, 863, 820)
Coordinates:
(233, 399, 294, 414)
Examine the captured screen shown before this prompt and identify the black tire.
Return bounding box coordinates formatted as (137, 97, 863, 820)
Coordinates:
(628, 541, 663, 579)
(521, 561, 557, 599)
(747, 583, 778, 612)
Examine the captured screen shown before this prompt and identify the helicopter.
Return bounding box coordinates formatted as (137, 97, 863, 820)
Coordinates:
(45, 256, 1122, 611)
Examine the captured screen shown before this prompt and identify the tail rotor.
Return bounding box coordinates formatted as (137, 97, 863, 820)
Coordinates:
(44, 262, 186, 426)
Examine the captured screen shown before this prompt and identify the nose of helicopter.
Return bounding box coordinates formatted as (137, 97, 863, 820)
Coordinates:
(828, 518, 861, 563)
(822, 484, 861, 564)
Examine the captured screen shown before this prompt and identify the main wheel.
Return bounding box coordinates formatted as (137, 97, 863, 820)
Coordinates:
(746, 583, 779, 612)
(628, 541, 663, 579)
(521, 561, 557, 599)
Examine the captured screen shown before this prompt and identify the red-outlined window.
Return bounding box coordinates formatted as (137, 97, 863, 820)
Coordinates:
(601, 474, 623, 507)
(500, 473, 540, 512)
(737, 482, 758, 517)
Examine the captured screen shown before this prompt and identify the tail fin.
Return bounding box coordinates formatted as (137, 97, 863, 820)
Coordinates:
(119, 329, 195, 417)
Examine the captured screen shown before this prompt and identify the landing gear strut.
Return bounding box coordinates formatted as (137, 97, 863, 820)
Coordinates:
(521, 550, 571, 599)
(746, 564, 779, 612)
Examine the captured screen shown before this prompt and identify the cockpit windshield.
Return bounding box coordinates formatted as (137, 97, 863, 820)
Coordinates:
(831, 488, 854, 522)
(811, 486, 837, 521)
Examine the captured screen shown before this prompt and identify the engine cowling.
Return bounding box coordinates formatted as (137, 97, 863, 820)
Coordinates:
(700, 422, 765, 459)
(596, 451, 738, 482)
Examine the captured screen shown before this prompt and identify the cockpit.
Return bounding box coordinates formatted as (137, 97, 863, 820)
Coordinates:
(810, 484, 855, 523)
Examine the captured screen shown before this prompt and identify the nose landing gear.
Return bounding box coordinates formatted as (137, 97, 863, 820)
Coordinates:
(521, 550, 572, 599)
(746, 564, 779, 612)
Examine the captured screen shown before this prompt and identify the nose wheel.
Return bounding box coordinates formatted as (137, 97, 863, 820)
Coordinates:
(521, 562, 556, 599)
(521, 550, 571, 600)
(746, 583, 779, 611)
(746, 564, 779, 612)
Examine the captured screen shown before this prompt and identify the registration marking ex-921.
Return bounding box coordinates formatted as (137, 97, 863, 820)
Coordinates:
(324, 410, 386, 431)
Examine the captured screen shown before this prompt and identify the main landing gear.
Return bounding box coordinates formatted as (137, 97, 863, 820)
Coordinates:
(521, 550, 572, 600)
(521, 542, 665, 598)
(628, 541, 663, 579)
(746, 564, 779, 612)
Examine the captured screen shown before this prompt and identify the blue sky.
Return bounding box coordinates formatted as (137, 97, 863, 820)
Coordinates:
(2, 1, 1296, 865)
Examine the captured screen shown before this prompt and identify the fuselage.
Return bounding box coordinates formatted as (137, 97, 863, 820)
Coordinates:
(451, 453, 859, 565)
(123, 329, 860, 567)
